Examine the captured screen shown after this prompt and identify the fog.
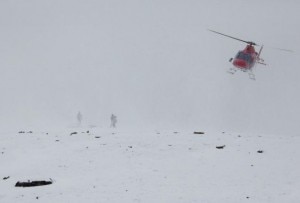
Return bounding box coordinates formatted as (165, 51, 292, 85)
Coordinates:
(1, 0, 299, 134)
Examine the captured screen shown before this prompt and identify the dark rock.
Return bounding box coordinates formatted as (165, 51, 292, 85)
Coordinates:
(70, 132, 78, 135)
(194, 132, 204, 134)
(3, 176, 10, 180)
(216, 145, 225, 149)
(15, 180, 52, 187)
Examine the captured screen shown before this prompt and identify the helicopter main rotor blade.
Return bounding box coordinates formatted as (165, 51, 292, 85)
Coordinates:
(208, 29, 258, 46)
(270, 47, 294, 53)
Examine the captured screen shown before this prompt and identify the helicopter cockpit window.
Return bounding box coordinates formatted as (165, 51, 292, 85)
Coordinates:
(236, 52, 252, 63)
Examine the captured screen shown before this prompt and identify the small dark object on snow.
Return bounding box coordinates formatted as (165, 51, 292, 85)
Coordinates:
(194, 132, 204, 134)
(27, 131, 33, 133)
(70, 132, 78, 135)
(3, 176, 10, 180)
(18, 131, 25, 134)
(257, 150, 264, 153)
(128, 146, 133, 148)
(55, 140, 60, 142)
(216, 145, 225, 149)
(15, 180, 52, 187)
(87, 130, 90, 133)
(246, 196, 250, 199)
(95, 136, 100, 138)
(173, 132, 178, 134)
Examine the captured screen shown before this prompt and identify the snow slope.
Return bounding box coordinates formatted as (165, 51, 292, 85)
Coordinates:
(1, 128, 299, 202)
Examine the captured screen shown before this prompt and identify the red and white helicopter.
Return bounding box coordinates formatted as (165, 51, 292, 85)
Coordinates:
(209, 29, 292, 80)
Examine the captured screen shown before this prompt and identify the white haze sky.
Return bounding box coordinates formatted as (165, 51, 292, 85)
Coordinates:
(0, 0, 299, 134)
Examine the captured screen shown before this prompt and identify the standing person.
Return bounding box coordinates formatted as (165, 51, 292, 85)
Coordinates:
(110, 114, 117, 128)
(77, 111, 82, 126)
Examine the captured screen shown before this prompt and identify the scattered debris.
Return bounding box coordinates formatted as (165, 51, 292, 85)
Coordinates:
(216, 145, 226, 149)
(194, 132, 204, 134)
(15, 180, 53, 187)
(18, 131, 25, 134)
(3, 176, 10, 180)
(257, 150, 264, 153)
(70, 132, 78, 136)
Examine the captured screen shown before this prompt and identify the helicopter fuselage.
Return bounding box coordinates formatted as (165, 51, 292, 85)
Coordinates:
(232, 45, 258, 70)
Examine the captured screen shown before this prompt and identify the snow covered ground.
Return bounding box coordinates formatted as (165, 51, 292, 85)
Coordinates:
(1, 128, 299, 202)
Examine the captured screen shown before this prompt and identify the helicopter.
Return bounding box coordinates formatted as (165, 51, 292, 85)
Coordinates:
(208, 29, 292, 80)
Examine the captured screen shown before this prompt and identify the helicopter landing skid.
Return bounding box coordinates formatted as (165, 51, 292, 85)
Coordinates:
(227, 67, 256, 80)
(227, 67, 237, 74)
(248, 71, 256, 80)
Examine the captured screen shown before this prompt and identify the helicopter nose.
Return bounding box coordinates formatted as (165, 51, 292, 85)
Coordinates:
(233, 59, 247, 69)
